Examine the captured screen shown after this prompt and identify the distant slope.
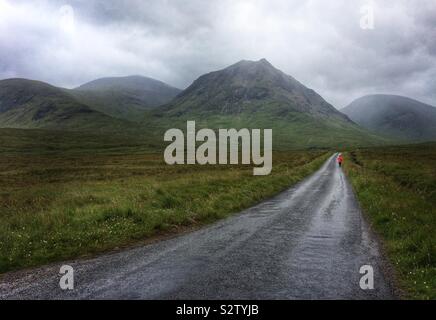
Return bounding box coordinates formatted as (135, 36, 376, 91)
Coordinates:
(342, 95, 436, 142)
(70, 76, 181, 121)
(148, 59, 387, 149)
(0, 79, 128, 131)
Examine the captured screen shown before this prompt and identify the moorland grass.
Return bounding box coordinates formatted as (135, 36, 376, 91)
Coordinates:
(343, 143, 436, 299)
(0, 149, 329, 273)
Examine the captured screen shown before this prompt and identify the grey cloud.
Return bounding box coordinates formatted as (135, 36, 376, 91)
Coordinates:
(1, 0, 436, 108)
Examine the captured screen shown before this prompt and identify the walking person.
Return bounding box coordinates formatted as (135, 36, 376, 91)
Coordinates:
(337, 153, 343, 167)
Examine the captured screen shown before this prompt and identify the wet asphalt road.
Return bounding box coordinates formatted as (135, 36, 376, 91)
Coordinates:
(0, 154, 396, 299)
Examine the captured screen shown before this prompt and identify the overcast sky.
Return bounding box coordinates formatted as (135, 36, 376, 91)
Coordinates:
(1, 0, 435, 108)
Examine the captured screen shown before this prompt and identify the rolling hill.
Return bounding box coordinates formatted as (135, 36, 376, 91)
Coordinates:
(147, 59, 387, 149)
(70, 76, 181, 121)
(0, 79, 128, 131)
(342, 95, 436, 142)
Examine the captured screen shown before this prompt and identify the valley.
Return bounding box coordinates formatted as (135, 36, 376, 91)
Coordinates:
(0, 59, 435, 299)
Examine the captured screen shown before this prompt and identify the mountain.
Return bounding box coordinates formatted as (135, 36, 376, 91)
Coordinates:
(342, 95, 436, 142)
(0, 78, 128, 131)
(70, 76, 181, 121)
(148, 59, 386, 149)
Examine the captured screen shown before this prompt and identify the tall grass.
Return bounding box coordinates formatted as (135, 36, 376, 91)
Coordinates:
(0, 150, 329, 273)
(343, 144, 436, 299)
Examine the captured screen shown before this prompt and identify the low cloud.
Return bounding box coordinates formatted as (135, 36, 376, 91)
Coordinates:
(1, 0, 435, 108)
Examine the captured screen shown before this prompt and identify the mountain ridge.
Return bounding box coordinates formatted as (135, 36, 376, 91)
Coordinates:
(147, 59, 385, 149)
(70, 75, 181, 121)
(158, 59, 352, 122)
(0, 78, 128, 131)
(342, 94, 436, 142)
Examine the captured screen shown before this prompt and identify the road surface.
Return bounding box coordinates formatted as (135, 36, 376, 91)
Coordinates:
(0, 154, 396, 299)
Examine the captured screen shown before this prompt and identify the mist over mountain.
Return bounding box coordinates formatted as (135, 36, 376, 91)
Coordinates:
(342, 95, 436, 142)
(70, 76, 181, 121)
(149, 59, 385, 149)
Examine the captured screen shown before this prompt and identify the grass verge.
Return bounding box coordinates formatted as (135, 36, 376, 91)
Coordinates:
(343, 143, 435, 299)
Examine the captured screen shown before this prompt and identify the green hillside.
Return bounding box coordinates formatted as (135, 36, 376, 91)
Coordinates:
(0, 79, 130, 132)
(69, 76, 181, 121)
(147, 59, 389, 149)
(342, 94, 436, 142)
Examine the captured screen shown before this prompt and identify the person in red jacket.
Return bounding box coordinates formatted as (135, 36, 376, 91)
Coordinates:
(337, 153, 343, 167)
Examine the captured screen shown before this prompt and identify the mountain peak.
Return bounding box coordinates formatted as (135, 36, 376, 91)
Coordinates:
(230, 58, 275, 70)
(158, 59, 351, 122)
(149, 59, 381, 149)
(258, 58, 273, 66)
(342, 94, 436, 141)
(238, 58, 271, 64)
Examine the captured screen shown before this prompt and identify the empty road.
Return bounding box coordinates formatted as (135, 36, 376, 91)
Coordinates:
(0, 154, 396, 299)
